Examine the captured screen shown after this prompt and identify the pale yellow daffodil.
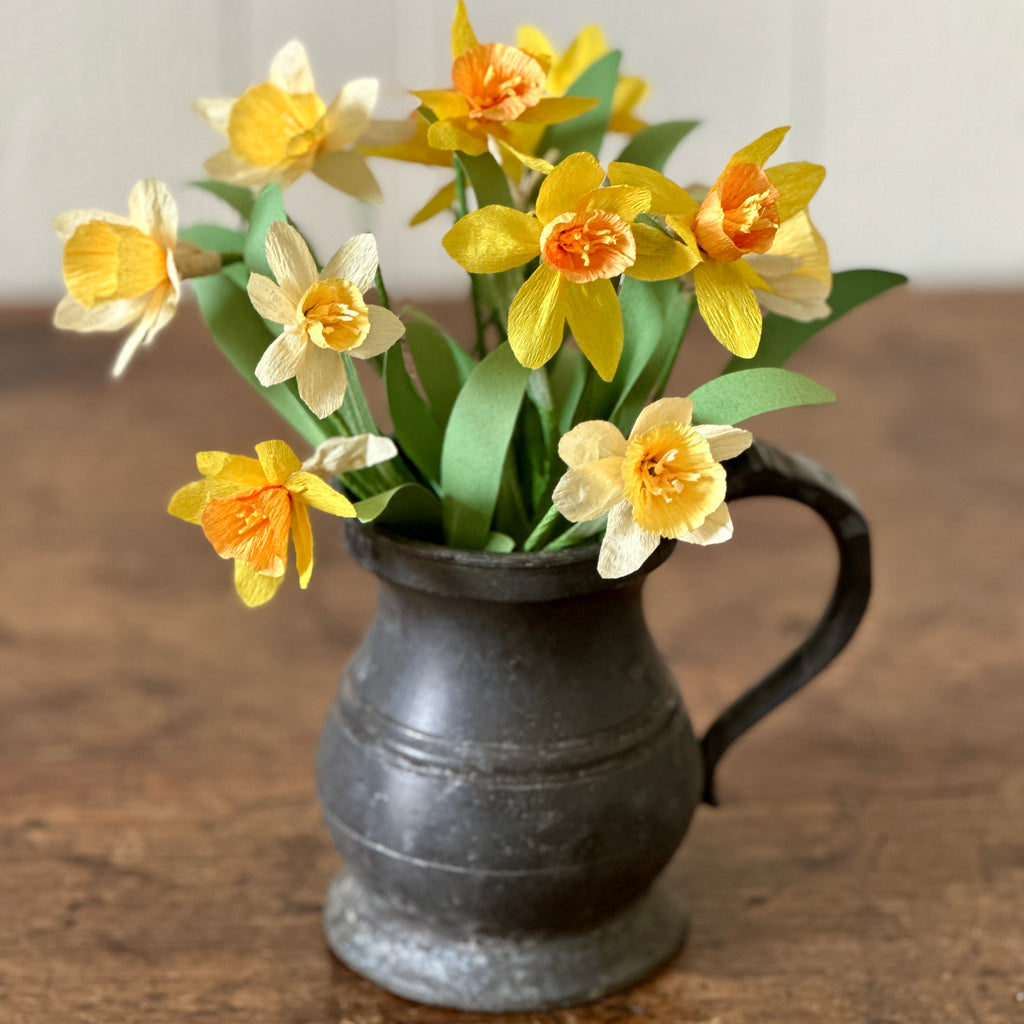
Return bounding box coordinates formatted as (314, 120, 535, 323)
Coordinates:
(169, 439, 375, 606)
(194, 40, 413, 201)
(248, 223, 405, 419)
(552, 397, 752, 578)
(53, 179, 218, 377)
(442, 151, 684, 380)
(413, 1, 596, 168)
(610, 127, 827, 358)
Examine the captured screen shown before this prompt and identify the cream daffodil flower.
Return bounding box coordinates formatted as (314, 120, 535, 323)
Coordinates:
(442, 151, 683, 380)
(610, 127, 827, 358)
(194, 40, 413, 201)
(53, 179, 218, 377)
(248, 222, 405, 419)
(552, 397, 752, 579)
(169, 439, 375, 606)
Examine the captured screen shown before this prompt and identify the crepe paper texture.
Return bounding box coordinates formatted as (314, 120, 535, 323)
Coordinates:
(53, 1, 903, 598)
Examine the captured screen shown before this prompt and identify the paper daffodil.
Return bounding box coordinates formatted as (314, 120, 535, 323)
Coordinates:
(53, 179, 218, 377)
(194, 40, 413, 201)
(168, 439, 388, 606)
(552, 397, 752, 578)
(413, 1, 596, 166)
(248, 222, 405, 419)
(442, 151, 683, 380)
(610, 127, 826, 358)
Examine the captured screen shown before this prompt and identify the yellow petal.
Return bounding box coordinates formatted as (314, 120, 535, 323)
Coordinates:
(167, 479, 233, 524)
(514, 95, 598, 125)
(197, 451, 268, 488)
(728, 126, 789, 169)
(552, 459, 627, 522)
(608, 162, 699, 220)
(507, 265, 566, 369)
(766, 161, 825, 222)
(494, 137, 554, 175)
(234, 560, 285, 607)
(680, 501, 734, 546)
(628, 223, 700, 280)
(313, 149, 383, 203)
(451, 0, 478, 58)
(549, 25, 608, 95)
(427, 117, 488, 155)
(585, 184, 649, 222)
(256, 440, 303, 485)
(284, 472, 357, 517)
(630, 397, 695, 438)
(410, 180, 458, 225)
(557, 420, 628, 466)
(291, 500, 314, 588)
(443, 206, 541, 273)
(536, 152, 605, 224)
(411, 89, 469, 120)
(693, 260, 763, 358)
(563, 277, 622, 382)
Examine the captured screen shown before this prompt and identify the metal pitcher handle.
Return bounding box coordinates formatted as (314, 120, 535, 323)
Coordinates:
(700, 441, 872, 805)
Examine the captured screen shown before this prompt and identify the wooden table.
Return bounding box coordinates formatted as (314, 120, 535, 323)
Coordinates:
(2, 287, 1021, 1023)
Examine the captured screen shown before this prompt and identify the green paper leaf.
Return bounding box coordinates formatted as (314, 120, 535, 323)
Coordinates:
(483, 531, 516, 553)
(178, 223, 246, 255)
(192, 270, 331, 447)
(454, 150, 514, 210)
(539, 51, 620, 160)
(353, 483, 443, 542)
(189, 180, 255, 221)
(615, 120, 699, 172)
(690, 367, 835, 425)
(440, 343, 531, 549)
(723, 269, 908, 374)
(403, 318, 472, 427)
(384, 347, 444, 485)
(244, 184, 287, 279)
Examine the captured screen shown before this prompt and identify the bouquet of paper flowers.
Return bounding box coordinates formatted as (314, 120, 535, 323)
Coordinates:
(53, 1, 901, 605)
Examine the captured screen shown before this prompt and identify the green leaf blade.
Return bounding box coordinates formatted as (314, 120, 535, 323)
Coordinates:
(538, 51, 620, 161)
(615, 120, 699, 172)
(690, 367, 835, 426)
(244, 184, 288, 279)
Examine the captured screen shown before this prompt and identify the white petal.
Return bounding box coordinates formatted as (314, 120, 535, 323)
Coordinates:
(630, 396, 695, 438)
(557, 420, 627, 467)
(313, 149, 383, 203)
(203, 149, 276, 187)
(694, 424, 753, 462)
(324, 78, 378, 145)
(302, 434, 398, 476)
(551, 459, 626, 522)
(269, 40, 315, 94)
(247, 272, 298, 326)
(597, 502, 661, 579)
(111, 284, 176, 377)
(53, 293, 146, 332)
(129, 179, 177, 248)
(358, 118, 417, 147)
(192, 96, 234, 134)
(350, 306, 405, 359)
(295, 345, 349, 419)
(321, 232, 378, 293)
(680, 502, 734, 546)
(254, 330, 307, 386)
(265, 221, 317, 296)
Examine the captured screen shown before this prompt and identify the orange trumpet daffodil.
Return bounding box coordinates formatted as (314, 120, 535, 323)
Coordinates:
(168, 440, 361, 606)
(609, 127, 827, 358)
(442, 151, 684, 380)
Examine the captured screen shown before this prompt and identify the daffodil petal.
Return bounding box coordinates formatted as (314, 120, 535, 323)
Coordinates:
(586, 184, 649, 222)
(507, 264, 565, 369)
(247, 273, 296, 326)
(196, 451, 266, 486)
(451, 0, 478, 58)
(111, 285, 176, 377)
(598, 501, 661, 579)
(552, 459, 627, 522)
(514, 95, 598, 126)
(265, 221, 317, 297)
(234, 560, 285, 607)
(256, 440, 303, 485)
(628, 223, 699, 280)
(410, 180, 458, 225)
(53, 209, 131, 242)
(321, 232, 377, 293)
(693, 260, 763, 359)
(608, 162, 699, 220)
(255, 330, 306, 387)
(412, 90, 469, 120)
(563, 277, 622, 382)
(291, 500, 314, 588)
(168, 479, 234, 524)
(302, 435, 398, 477)
(129, 178, 177, 248)
(203, 149, 277, 188)
(680, 501, 734, 546)
(630, 396, 695, 437)
(443, 206, 541, 273)
(193, 96, 233, 133)
(53, 293, 147, 333)
(324, 78, 378, 147)
(351, 306, 405, 358)
(295, 344, 349, 418)
(766, 161, 825, 222)
(269, 40, 316, 93)
(313, 149, 383, 203)
(537, 152, 605, 224)
(557, 419, 628, 466)
(694, 424, 753, 462)
(427, 118, 488, 155)
(285, 472, 356, 517)
(729, 126, 789, 169)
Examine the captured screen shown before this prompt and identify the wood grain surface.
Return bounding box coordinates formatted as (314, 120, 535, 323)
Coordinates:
(2, 287, 1022, 1023)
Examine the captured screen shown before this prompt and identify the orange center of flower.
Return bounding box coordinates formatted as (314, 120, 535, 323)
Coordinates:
(201, 485, 292, 577)
(63, 221, 169, 308)
(452, 43, 545, 121)
(621, 423, 726, 537)
(693, 163, 781, 262)
(298, 279, 371, 351)
(539, 209, 636, 284)
(228, 83, 328, 166)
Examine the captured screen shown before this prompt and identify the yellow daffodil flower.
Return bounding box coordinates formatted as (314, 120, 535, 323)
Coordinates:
(53, 179, 218, 377)
(552, 397, 752, 578)
(168, 439, 375, 606)
(194, 40, 413, 201)
(413, 1, 596, 167)
(516, 23, 649, 135)
(442, 151, 684, 380)
(248, 223, 405, 419)
(610, 127, 826, 358)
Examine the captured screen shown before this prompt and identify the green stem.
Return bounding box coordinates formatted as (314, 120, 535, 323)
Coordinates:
(522, 503, 563, 552)
(454, 159, 489, 360)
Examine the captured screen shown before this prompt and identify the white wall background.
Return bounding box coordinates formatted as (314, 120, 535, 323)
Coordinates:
(4, 0, 1023, 304)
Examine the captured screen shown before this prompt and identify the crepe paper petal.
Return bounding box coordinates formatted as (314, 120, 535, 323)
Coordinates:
(247, 273, 296, 326)
(264, 220, 317, 295)
(321, 233, 378, 294)
(324, 78, 378, 147)
(608, 161, 700, 220)
(314, 148, 384, 203)
(628, 222, 700, 280)
(302, 435, 399, 477)
(552, 459, 627, 522)
(110, 287, 176, 377)
(535, 51, 617, 160)
(234, 560, 286, 607)
(53, 292, 148, 333)
(285, 472, 356, 518)
(451, 0, 478, 58)
(631, 395, 695, 437)
(412, 89, 469, 120)
(52, 209, 132, 241)
(352, 307, 406, 359)
(690, 367, 835, 426)
(515, 94, 599, 126)
(536, 152, 605, 224)
(563, 277, 622, 382)
(557, 419, 628, 466)
(427, 117, 489, 155)
(768, 162, 826, 222)
(202, 149, 275, 188)
(130, 179, 177, 247)
(168, 479, 233, 524)
(693, 259, 763, 358)
(493, 138, 554, 175)
(196, 451, 264, 483)
(694, 424, 754, 463)
(269, 40, 316, 94)
(295, 343, 350, 419)
(507, 265, 566, 370)
(410, 180, 459, 225)
(728, 126, 789, 169)
(598, 501, 661, 579)
(193, 96, 233, 133)
(588, 184, 650, 223)
(681, 502, 734, 546)
(255, 330, 306, 387)
(256, 440, 303, 485)
(291, 501, 315, 589)
(443, 206, 541, 273)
